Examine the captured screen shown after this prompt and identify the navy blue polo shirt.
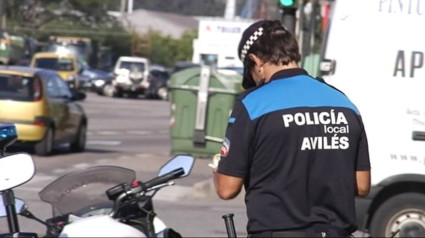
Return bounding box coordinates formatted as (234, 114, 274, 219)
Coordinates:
(217, 68, 370, 234)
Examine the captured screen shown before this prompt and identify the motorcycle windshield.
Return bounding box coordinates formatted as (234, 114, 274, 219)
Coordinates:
(39, 166, 135, 216)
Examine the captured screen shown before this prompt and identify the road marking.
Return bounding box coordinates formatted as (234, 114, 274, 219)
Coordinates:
(97, 131, 120, 135)
(16, 184, 195, 202)
(87, 140, 122, 146)
(73, 163, 92, 169)
(87, 130, 168, 136)
(126, 131, 152, 135)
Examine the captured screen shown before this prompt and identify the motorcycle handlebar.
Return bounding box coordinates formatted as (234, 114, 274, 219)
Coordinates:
(110, 167, 185, 218)
(143, 168, 185, 191)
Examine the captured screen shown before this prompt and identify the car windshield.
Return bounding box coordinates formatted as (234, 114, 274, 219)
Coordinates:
(0, 74, 37, 102)
(119, 61, 145, 73)
(35, 58, 75, 71)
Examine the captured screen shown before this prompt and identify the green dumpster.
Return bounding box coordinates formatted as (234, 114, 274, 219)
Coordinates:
(169, 66, 243, 157)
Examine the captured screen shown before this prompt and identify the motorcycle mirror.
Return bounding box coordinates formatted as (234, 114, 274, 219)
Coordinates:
(158, 155, 195, 178)
(0, 124, 18, 151)
(0, 153, 35, 191)
(0, 197, 27, 217)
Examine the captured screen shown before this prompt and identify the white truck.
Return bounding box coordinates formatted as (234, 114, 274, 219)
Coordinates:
(112, 56, 151, 98)
(192, 18, 254, 68)
(319, 0, 425, 237)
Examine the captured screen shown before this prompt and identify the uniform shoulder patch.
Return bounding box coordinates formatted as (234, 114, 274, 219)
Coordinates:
(220, 137, 231, 157)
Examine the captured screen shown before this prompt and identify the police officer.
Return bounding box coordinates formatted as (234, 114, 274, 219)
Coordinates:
(213, 20, 371, 237)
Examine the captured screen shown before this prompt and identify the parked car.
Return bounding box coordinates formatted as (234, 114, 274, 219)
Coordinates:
(0, 66, 87, 156)
(112, 56, 151, 98)
(30, 52, 82, 90)
(90, 74, 115, 96)
(78, 64, 114, 94)
(145, 65, 171, 100)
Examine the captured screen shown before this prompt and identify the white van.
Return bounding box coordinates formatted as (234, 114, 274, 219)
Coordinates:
(112, 56, 151, 97)
(319, 0, 425, 237)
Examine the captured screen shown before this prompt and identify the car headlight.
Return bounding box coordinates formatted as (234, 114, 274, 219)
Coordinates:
(94, 80, 105, 87)
(68, 75, 76, 81)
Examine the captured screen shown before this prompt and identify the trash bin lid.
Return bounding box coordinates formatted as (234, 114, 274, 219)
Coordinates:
(169, 67, 242, 94)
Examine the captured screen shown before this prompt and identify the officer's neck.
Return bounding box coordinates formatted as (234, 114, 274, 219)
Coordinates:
(263, 61, 299, 83)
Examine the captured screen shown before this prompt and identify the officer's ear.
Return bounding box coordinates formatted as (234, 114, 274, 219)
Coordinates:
(242, 65, 256, 89)
(248, 53, 264, 69)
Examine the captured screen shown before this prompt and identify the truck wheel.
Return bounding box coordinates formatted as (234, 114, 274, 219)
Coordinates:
(35, 127, 54, 156)
(70, 123, 86, 152)
(370, 193, 425, 237)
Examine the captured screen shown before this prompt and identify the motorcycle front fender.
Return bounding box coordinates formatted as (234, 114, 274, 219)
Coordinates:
(154, 216, 167, 233)
(59, 215, 146, 237)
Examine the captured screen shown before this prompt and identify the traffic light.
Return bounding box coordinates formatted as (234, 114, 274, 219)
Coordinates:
(277, 0, 297, 33)
(278, 0, 297, 8)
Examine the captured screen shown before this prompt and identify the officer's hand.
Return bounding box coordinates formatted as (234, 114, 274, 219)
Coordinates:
(208, 153, 221, 170)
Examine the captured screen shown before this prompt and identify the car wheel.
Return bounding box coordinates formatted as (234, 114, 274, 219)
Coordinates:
(34, 127, 54, 156)
(370, 193, 425, 237)
(157, 86, 168, 100)
(114, 89, 123, 98)
(102, 83, 115, 97)
(70, 123, 87, 152)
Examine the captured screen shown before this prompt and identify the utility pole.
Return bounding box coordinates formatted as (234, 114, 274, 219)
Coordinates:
(127, 0, 134, 14)
(224, 0, 236, 19)
(0, 0, 6, 30)
(120, 0, 126, 25)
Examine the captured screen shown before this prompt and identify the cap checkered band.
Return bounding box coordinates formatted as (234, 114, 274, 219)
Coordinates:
(240, 27, 264, 62)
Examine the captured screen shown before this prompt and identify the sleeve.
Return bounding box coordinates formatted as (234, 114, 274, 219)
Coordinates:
(356, 119, 371, 171)
(217, 99, 254, 178)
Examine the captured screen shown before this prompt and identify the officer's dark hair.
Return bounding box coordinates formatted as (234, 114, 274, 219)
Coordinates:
(242, 20, 301, 67)
(237, 20, 301, 89)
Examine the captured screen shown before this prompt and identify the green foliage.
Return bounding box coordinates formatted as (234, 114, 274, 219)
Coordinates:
(3, 0, 198, 68)
(149, 30, 198, 67)
(4, 0, 129, 65)
(104, 33, 133, 63)
(133, 0, 230, 16)
(5, 0, 123, 37)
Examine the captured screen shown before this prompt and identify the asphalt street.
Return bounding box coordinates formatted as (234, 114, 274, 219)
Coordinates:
(0, 92, 248, 237)
(0, 92, 365, 237)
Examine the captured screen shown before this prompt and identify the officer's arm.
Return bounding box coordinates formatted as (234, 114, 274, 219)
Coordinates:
(355, 170, 371, 197)
(213, 171, 244, 200)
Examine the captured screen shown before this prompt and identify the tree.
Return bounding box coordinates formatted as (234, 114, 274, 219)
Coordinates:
(148, 30, 197, 67)
(4, 0, 131, 67)
(133, 0, 248, 17)
(5, 0, 123, 39)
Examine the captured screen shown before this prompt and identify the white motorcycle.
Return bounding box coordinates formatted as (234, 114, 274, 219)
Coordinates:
(39, 154, 194, 238)
(0, 125, 195, 238)
(0, 124, 38, 238)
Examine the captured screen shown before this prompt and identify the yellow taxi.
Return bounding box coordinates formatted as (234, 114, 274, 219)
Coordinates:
(30, 52, 81, 89)
(0, 66, 87, 156)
